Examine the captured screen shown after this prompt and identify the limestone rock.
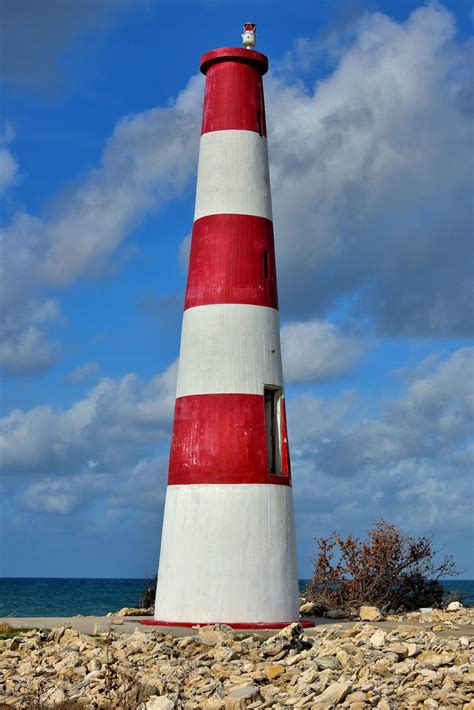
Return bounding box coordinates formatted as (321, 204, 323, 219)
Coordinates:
(416, 651, 455, 668)
(299, 601, 319, 615)
(313, 681, 352, 705)
(144, 697, 175, 710)
(198, 624, 234, 646)
(265, 663, 285, 680)
(41, 686, 66, 704)
(446, 601, 463, 611)
(325, 608, 348, 619)
(315, 655, 340, 670)
(359, 605, 384, 622)
(224, 684, 260, 709)
(116, 607, 131, 617)
(262, 623, 306, 657)
(369, 629, 387, 648)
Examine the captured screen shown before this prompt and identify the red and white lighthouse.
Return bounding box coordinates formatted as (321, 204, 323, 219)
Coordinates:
(152, 26, 300, 628)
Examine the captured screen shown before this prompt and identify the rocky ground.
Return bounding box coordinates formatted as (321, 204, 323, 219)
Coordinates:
(1, 610, 473, 709)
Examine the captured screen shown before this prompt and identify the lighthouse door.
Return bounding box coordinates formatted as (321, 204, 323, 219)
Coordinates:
(264, 386, 282, 474)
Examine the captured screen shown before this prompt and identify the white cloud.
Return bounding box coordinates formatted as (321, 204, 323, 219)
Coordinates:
(0, 298, 60, 374)
(0, 76, 203, 375)
(0, 123, 18, 194)
(0, 360, 178, 476)
(288, 347, 474, 570)
(2, 3, 472, 378)
(68, 361, 100, 383)
(21, 479, 77, 514)
(281, 319, 365, 383)
(267, 3, 473, 335)
(0, 147, 18, 194)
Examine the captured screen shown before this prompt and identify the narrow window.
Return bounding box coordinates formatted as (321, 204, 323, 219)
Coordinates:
(263, 250, 269, 279)
(257, 108, 263, 137)
(264, 386, 282, 474)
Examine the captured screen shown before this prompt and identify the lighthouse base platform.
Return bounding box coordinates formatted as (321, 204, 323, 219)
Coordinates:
(140, 619, 315, 629)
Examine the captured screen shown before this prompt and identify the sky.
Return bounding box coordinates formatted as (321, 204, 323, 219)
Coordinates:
(0, 0, 473, 580)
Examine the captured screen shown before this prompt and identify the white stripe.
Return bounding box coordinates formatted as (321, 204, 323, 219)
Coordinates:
(176, 304, 283, 397)
(194, 130, 273, 221)
(155, 483, 299, 624)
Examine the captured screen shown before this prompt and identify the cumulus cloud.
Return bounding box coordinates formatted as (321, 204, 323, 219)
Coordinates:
(1, 359, 177, 559)
(288, 347, 474, 569)
(0, 76, 203, 375)
(68, 361, 100, 383)
(0, 299, 60, 375)
(0, 123, 18, 194)
(267, 3, 473, 336)
(281, 319, 365, 383)
(0, 360, 178, 477)
(3, 3, 472, 378)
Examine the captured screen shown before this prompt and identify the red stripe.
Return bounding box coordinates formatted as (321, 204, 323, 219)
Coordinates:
(141, 619, 315, 629)
(185, 215, 278, 310)
(168, 394, 291, 486)
(200, 51, 267, 136)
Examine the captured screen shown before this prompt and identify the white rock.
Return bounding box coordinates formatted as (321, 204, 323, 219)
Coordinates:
(359, 605, 384, 622)
(369, 629, 387, 648)
(198, 624, 234, 646)
(225, 685, 260, 709)
(313, 681, 352, 704)
(299, 601, 319, 615)
(116, 607, 130, 617)
(41, 686, 66, 704)
(446, 601, 463, 611)
(144, 698, 175, 710)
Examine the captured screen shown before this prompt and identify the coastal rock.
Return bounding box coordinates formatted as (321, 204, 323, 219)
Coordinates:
(359, 605, 384, 622)
(144, 697, 175, 710)
(265, 662, 285, 680)
(325, 608, 348, 619)
(116, 607, 131, 617)
(299, 601, 319, 615)
(262, 622, 306, 657)
(198, 624, 234, 646)
(315, 655, 340, 670)
(446, 601, 463, 611)
(369, 629, 387, 648)
(224, 684, 260, 709)
(1, 607, 473, 709)
(41, 686, 67, 704)
(416, 651, 455, 668)
(313, 681, 352, 704)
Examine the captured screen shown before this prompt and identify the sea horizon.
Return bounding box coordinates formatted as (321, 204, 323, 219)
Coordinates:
(1, 577, 473, 618)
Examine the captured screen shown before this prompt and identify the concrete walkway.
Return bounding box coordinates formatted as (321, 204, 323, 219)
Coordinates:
(2, 616, 473, 640)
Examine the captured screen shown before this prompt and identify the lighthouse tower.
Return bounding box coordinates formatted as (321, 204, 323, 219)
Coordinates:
(152, 25, 300, 628)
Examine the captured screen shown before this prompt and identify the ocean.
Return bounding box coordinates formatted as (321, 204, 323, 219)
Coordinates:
(0, 578, 473, 618)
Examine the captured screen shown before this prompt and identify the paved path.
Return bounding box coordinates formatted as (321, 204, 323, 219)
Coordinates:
(2, 616, 473, 640)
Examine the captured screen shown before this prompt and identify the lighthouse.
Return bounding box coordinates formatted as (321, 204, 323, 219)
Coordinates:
(152, 24, 300, 628)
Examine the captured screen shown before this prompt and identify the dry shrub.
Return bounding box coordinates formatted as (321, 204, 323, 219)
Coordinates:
(306, 519, 457, 612)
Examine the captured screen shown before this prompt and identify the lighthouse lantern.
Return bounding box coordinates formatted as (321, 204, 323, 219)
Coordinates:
(242, 22, 257, 48)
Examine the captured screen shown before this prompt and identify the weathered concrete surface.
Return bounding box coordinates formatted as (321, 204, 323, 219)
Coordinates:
(3, 615, 474, 639)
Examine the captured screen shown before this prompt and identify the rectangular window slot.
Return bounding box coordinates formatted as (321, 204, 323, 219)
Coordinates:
(264, 386, 282, 474)
(263, 250, 269, 279)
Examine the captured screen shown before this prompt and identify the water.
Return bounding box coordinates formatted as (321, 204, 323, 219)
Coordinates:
(0, 578, 472, 618)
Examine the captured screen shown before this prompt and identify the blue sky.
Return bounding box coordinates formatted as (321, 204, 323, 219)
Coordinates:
(1, 0, 473, 579)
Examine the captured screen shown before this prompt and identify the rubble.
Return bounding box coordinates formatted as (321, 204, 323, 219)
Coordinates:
(0, 612, 473, 708)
